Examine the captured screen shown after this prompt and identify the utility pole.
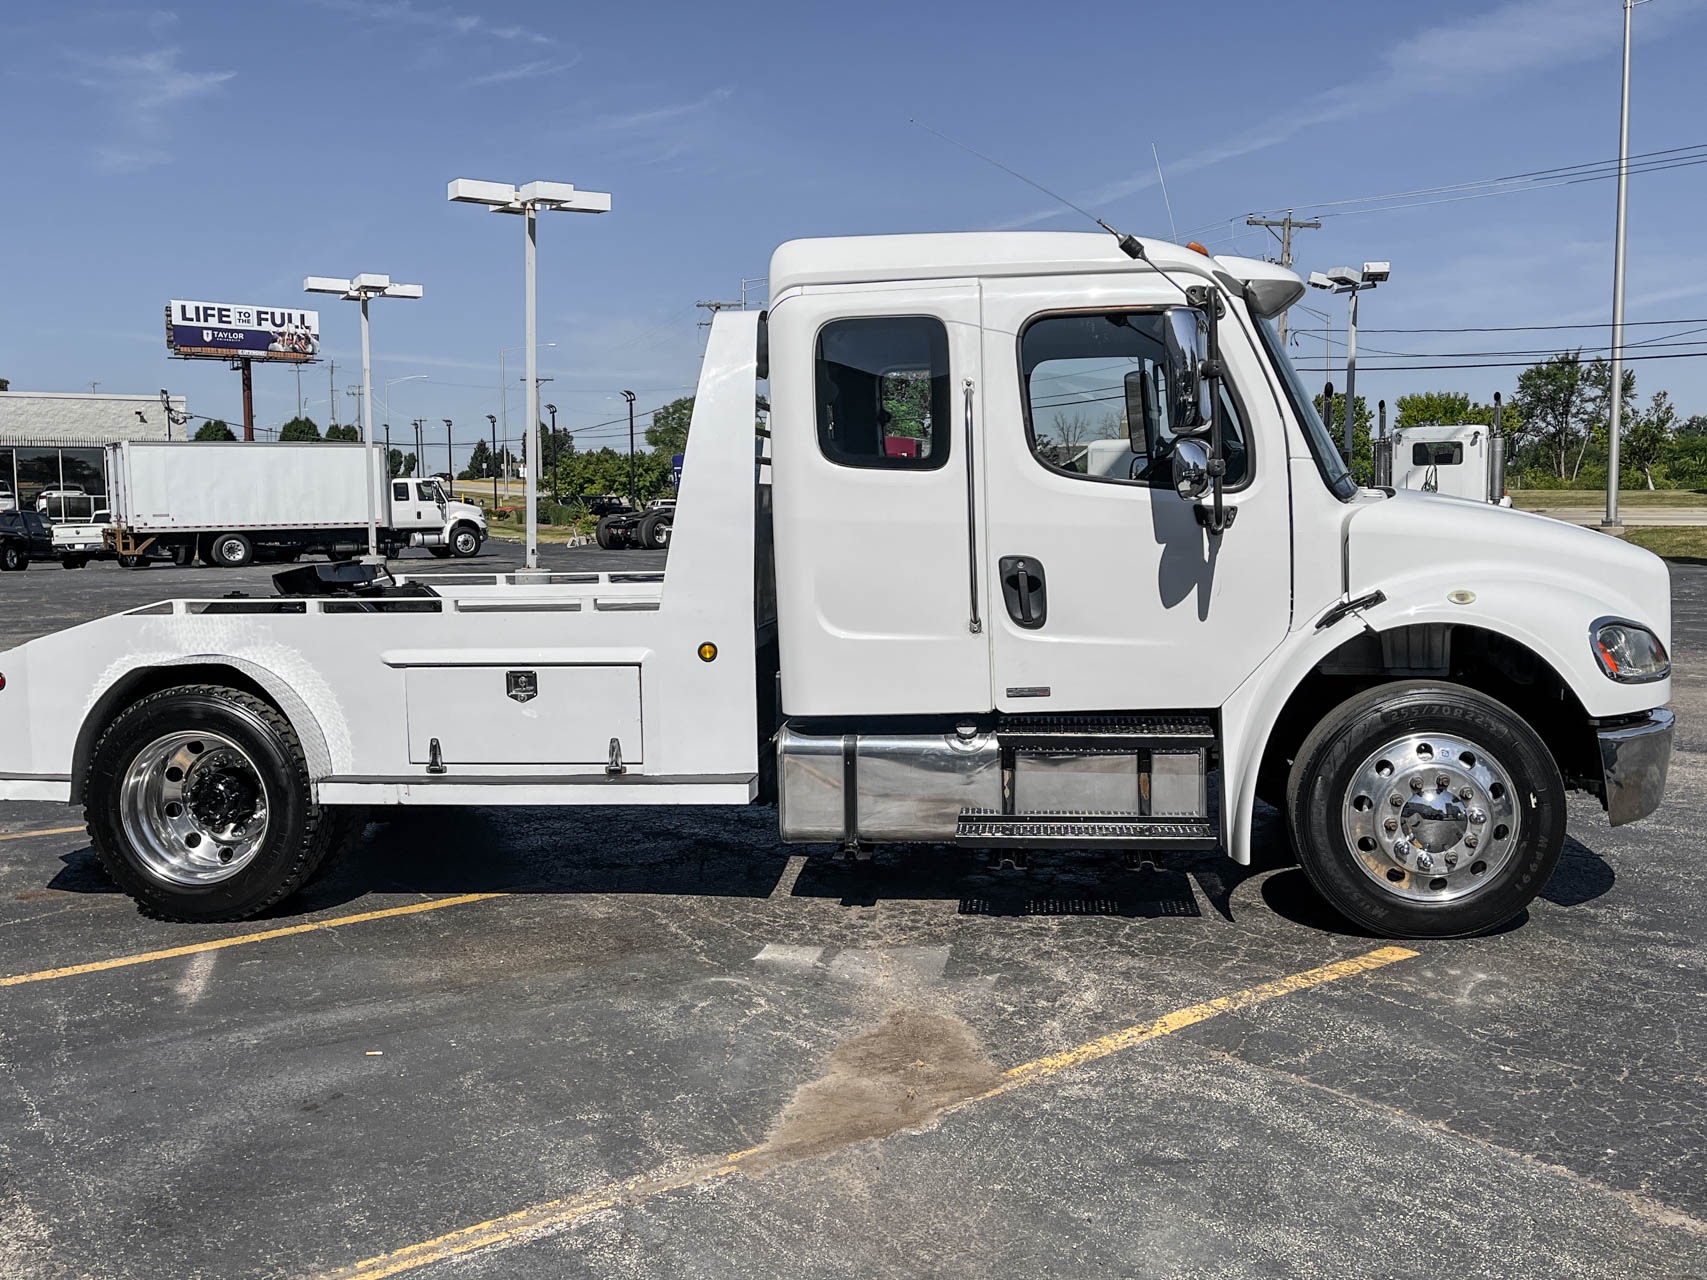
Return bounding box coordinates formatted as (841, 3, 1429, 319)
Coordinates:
(1603, 0, 1646, 533)
(695, 299, 744, 332)
(486, 414, 498, 510)
(444, 419, 453, 486)
(412, 418, 424, 473)
(328, 360, 337, 428)
(622, 390, 637, 505)
(1246, 211, 1321, 343)
(239, 359, 254, 441)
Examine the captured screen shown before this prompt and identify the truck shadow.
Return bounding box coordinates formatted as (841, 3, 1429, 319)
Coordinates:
(40, 806, 1617, 935)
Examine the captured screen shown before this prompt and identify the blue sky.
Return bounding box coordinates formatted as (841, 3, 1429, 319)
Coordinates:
(5, 0, 1707, 464)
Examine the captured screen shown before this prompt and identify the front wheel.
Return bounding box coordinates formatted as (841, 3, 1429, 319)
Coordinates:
(85, 685, 341, 921)
(1286, 681, 1565, 939)
(449, 524, 481, 558)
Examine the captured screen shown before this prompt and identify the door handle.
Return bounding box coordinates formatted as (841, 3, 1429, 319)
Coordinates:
(999, 555, 1047, 629)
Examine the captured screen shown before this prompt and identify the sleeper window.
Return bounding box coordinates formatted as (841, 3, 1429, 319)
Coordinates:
(815, 317, 951, 469)
(1020, 310, 1248, 488)
(393, 481, 410, 502)
(1412, 442, 1464, 466)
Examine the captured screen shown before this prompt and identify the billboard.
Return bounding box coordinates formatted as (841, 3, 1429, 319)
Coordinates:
(166, 300, 320, 362)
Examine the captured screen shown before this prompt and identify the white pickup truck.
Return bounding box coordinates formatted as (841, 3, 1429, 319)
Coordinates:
(0, 232, 1673, 939)
(104, 440, 488, 567)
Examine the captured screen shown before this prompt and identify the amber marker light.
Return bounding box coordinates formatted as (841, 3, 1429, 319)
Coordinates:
(697, 642, 718, 663)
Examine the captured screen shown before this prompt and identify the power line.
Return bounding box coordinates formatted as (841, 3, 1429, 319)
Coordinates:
(1291, 315, 1707, 336)
(1294, 348, 1707, 373)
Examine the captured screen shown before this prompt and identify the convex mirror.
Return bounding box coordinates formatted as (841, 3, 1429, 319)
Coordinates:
(1162, 307, 1212, 436)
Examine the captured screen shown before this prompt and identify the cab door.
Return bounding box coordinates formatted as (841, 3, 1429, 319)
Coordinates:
(978, 277, 1292, 712)
(769, 282, 990, 717)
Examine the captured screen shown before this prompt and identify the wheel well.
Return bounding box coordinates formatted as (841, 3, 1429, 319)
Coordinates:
(71, 664, 288, 804)
(1256, 624, 1602, 806)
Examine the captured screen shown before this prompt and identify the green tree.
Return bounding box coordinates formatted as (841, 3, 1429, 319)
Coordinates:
(278, 415, 322, 442)
(0, 377, 9, 392)
(325, 423, 360, 442)
(1512, 352, 1588, 480)
(387, 448, 405, 479)
(1314, 392, 1374, 483)
(1623, 390, 1676, 490)
(1677, 414, 1707, 438)
(402, 452, 418, 477)
(194, 418, 237, 441)
(461, 438, 493, 480)
(644, 396, 694, 454)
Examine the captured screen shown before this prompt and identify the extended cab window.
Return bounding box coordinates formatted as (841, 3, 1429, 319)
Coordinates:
(815, 317, 950, 469)
(1020, 310, 1247, 488)
(392, 482, 409, 501)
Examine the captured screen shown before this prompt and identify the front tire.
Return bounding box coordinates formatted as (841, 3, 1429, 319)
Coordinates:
(2, 544, 28, 571)
(595, 516, 617, 550)
(1286, 681, 1565, 939)
(85, 685, 339, 921)
(449, 524, 481, 558)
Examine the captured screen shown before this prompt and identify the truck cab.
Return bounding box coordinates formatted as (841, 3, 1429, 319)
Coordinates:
(0, 232, 1672, 940)
(1379, 421, 1512, 505)
(389, 476, 487, 558)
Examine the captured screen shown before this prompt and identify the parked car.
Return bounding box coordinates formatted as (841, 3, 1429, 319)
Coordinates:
(0, 481, 16, 514)
(36, 486, 97, 522)
(0, 510, 56, 571)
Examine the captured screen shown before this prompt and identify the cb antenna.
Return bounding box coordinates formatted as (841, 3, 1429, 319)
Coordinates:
(910, 119, 1203, 299)
(910, 118, 1144, 260)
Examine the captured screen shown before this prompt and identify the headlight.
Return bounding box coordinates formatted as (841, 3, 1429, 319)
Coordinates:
(1591, 618, 1669, 683)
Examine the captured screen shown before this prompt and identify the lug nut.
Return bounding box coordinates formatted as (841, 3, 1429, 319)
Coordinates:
(1469, 809, 1486, 825)
(1458, 786, 1474, 801)
(1465, 834, 1479, 850)
(1391, 794, 1404, 807)
(1416, 852, 1434, 871)
(1445, 852, 1459, 868)
(1392, 841, 1409, 858)
(1384, 817, 1399, 833)
(1437, 775, 1450, 791)
(1411, 776, 1425, 792)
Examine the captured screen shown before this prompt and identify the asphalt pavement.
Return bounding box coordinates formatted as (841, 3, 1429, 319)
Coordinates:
(0, 552, 1701, 1279)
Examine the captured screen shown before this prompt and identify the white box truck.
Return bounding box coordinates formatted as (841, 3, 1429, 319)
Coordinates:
(0, 232, 1673, 940)
(105, 440, 488, 567)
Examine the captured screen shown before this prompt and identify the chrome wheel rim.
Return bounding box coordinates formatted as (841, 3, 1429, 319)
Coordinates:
(656, 524, 671, 546)
(454, 529, 477, 555)
(119, 731, 270, 886)
(1340, 731, 1520, 904)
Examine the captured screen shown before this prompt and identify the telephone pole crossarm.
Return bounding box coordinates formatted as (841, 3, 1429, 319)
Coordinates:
(1246, 212, 1321, 343)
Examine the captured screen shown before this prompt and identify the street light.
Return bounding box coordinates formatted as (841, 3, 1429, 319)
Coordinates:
(544, 403, 559, 502)
(449, 178, 610, 569)
(485, 413, 498, 511)
(622, 390, 637, 506)
(304, 273, 424, 559)
(1309, 262, 1389, 467)
(1603, 0, 1646, 533)
(443, 420, 453, 489)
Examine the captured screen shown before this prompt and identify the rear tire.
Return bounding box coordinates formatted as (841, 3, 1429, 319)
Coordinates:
(639, 510, 671, 550)
(210, 532, 253, 568)
(595, 516, 617, 550)
(1, 545, 27, 572)
(84, 685, 340, 921)
(1285, 680, 1565, 939)
(117, 554, 146, 569)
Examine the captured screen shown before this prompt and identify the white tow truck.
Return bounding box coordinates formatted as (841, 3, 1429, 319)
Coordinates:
(0, 233, 1673, 939)
(103, 440, 488, 567)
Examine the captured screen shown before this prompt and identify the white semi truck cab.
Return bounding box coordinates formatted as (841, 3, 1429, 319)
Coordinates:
(0, 233, 1673, 939)
(1375, 421, 1512, 505)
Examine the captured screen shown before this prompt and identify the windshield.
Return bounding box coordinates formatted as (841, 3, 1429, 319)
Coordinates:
(422, 481, 448, 504)
(1255, 317, 1356, 500)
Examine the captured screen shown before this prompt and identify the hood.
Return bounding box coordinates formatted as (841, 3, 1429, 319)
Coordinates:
(1346, 488, 1672, 651)
(446, 500, 486, 522)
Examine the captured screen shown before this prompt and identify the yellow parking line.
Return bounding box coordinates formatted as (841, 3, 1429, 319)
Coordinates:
(0, 824, 86, 843)
(0, 893, 507, 988)
(318, 944, 1418, 1279)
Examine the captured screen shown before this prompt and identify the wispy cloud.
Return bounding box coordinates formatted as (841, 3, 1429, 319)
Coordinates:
(309, 0, 556, 46)
(587, 87, 734, 135)
(463, 56, 579, 88)
(72, 45, 234, 172)
(989, 0, 1707, 231)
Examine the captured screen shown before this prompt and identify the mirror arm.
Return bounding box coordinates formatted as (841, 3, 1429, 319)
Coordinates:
(1190, 287, 1235, 535)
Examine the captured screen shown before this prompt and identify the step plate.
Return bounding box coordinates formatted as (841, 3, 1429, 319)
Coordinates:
(955, 813, 1218, 851)
(997, 712, 1216, 753)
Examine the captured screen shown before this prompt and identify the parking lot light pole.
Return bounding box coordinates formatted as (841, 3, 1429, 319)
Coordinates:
(622, 390, 637, 506)
(443, 420, 453, 488)
(305, 274, 423, 559)
(1308, 263, 1389, 469)
(1603, 0, 1646, 533)
(485, 414, 498, 510)
(449, 178, 611, 570)
(545, 403, 559, 502)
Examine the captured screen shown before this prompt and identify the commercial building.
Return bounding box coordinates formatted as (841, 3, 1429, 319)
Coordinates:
(0, 391, 185, 513)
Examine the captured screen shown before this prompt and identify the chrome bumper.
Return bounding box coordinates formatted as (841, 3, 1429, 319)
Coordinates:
(1598, 708, 1674, 827)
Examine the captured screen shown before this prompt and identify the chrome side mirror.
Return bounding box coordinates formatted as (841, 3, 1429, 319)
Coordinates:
(1172, 438, 1211, 501)
(1162, 307, 1212, 435)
